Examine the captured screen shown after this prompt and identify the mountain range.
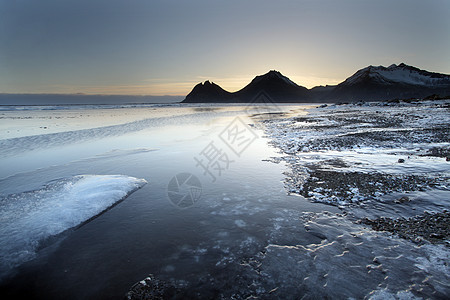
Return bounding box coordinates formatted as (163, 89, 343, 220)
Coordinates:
(182, 63, 450, 103)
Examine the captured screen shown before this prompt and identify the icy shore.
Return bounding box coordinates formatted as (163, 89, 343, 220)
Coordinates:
(127, 100, 449, 299)
(265, 100, 449, 211)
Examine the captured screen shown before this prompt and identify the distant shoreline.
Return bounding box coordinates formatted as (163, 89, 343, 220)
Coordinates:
(0, 94, 184, 105)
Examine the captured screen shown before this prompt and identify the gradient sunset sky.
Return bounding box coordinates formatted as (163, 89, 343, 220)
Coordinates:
(1, 0, 449, 96)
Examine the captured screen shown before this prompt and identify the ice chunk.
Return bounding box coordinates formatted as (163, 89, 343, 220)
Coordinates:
(234, 219, 246, 228)
(0, 175, 147, 280)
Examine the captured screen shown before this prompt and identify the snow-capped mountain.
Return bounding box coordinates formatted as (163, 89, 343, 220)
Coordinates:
(182, 64, 450, 103)
(342, 63, 450, 87)
(328, 63, 450, 101)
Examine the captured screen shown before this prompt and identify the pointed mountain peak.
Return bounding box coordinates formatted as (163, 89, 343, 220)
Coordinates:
(264, 70, 288, 78)
(266, 70, 283, 76)
(251, 70, 299, 87)
(193, 80, 224, 91)
(183, 79, 231, 103)
(192, 80, 222, 89)
(389, 63, 414, 70)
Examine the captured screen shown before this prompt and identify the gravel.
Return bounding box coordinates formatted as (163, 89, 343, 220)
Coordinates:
(361, 211, 450, 245)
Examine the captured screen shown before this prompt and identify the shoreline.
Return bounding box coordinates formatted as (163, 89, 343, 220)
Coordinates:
(125, 99, 450, 298)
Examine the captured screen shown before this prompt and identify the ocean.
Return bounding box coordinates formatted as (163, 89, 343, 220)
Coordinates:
(0, 102, 448, 299)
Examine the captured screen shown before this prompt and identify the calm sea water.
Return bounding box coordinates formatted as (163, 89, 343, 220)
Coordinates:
(1, 104, 447, 299)
(0, 104, 335, 298)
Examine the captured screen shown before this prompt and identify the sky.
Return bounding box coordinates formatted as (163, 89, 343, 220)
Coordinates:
(1, 0, 449, 96)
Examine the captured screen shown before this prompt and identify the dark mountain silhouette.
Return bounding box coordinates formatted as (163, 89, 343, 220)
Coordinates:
(182, 64, 450, 103)
(183, 81, 231, 103)
(232, 70, 310, 102)
(183, 70, 310, 103)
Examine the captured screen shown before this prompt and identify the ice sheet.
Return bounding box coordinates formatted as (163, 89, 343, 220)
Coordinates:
(0, 175, 147, 280)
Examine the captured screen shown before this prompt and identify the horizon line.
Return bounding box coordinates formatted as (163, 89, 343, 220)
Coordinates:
(2, 63, 449, 96)
(0, 93, 185, 97)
